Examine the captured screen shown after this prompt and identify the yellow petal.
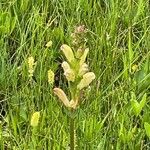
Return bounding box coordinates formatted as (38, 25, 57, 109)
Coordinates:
(46, 41, 52, 47)
(53, 88, 70, 107)
(30, 112, 40, 127)
(69, 99, 79, 109)
(79, 48, 89, 66)
(62, 61, 75, 82)
(64, 69, 75, 82)
(62, 61, 70, 72)
(60, 44, 75, 63)
(77, 72, 95, 90)
(79, 63, 88, 76)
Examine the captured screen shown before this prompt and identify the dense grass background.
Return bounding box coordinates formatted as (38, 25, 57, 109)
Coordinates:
(0, 0, 150, 149)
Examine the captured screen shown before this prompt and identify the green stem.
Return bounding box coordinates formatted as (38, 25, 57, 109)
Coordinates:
(32, 128, 37, 149)
(70, 116, 75, 150)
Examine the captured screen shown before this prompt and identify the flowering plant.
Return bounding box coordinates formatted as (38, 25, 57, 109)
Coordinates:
(53, 44, 95, 110)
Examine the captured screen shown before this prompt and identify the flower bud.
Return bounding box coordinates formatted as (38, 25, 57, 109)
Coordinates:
(77, 72, 95, 90)
(60, 44, 75, 63)
(30, 112, 40, 127)
(80, 48, 89, 66)
(53, 88, 70, 107)
(75, 25, 86, 33)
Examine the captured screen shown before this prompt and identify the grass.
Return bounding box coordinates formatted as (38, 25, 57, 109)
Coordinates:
(0, 0, 150, 149)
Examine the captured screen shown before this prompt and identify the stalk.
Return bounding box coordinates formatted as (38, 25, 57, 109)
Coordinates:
(70, 115, 75, 150)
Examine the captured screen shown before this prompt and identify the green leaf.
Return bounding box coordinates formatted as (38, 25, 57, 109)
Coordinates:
(144, 122, 150, 138)
(131, 99, 140, 116)
(9, 16, 16, 34)
(139, 93, 147, 112)
(131, 92, 140, 116)
(131, 92, 147, 116)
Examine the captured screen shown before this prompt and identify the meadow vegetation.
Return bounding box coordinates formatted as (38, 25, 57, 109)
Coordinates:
(0, 0, 150, 149)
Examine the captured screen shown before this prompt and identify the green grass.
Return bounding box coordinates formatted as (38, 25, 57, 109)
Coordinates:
(0, 0, 150, 149)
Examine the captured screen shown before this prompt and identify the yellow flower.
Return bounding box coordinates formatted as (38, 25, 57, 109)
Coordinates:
(77, 72, 95, 90)
(30, 112, 40, 127)
(53, 88, 78, 109)
(62, 61, 75, 82)
(48, 69, 54, 84)
(60, 44, 75, 63)
(79, 48, 89, 66)
(79, 63, 88, 76)
(46, 41, 52, 47)
(28, 56, 35, 78)
(53, 88, 70, 107)
(62, 61, 70, 71)
(28, 56, 34, 69)
(69, 99, 79, 109)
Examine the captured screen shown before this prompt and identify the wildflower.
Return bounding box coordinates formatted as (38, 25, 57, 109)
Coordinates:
(79, 48, 89, 66)
(54, 88, 79, 109)
(31, 112, 40, 127)
(62, 61, 75, 82)
(64, 69, 75, 82)
(46, 41, 52, 47)
(28, 56, 35, 78)
(48, 69, 54, 84)
(77, 72, 95, 90)
(53, 88, 70, 107)
(60, 44, 75, 63)
(79, 63, 88, 76)
(62, 61, 70, 71)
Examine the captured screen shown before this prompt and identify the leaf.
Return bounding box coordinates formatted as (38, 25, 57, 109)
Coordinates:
(10, 16, 16, 34)
(131, 92, 147, 116)
(131, 92, 140, 116)
(139, 93, 147, 112)
(131, 99, 140, 116)
(144, 122, 150, 138)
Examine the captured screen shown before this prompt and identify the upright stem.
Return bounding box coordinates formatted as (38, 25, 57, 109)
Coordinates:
(70, 116, 75, 150)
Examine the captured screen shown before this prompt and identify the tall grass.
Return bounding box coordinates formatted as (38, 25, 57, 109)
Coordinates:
(0, 0, 150, 149)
